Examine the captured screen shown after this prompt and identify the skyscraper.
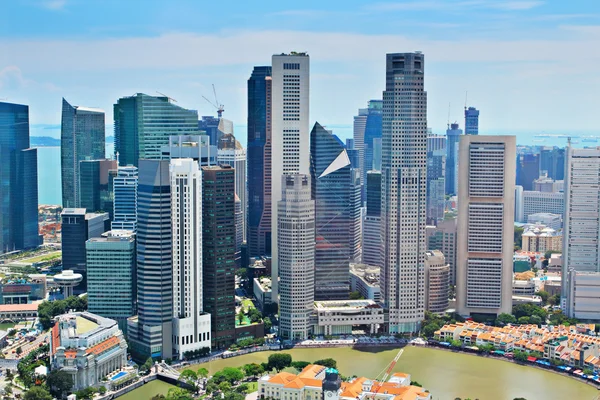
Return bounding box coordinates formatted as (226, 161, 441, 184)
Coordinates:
(363, 171, 383, 268)
(198, 116, 220, 146)
(445, 122, 462, 196)
(112, 165, 138, 232)
(79, 159, 117, 215)
(426, 133, 446, 225)
(0, 101, 39, 253)
(456, 135, 516, 317)
(61, 98, 105, 208)
(270, 52, 310, 303)
(310, 122, 361, 299)
(247, 66, 273, 261)
(86, 230, 136, 332)
(516, 153, 539, 191)
(114, 93, 199, 167)
(127, 159, 172, 361)
(562, 145, 600, 304)
(380, 52, 427, 333)
(202, 165, 236, 349)
(170, 158, 211, 359)
(464, 106, 479, 135)
(353, 100, 383, 200)
(278, 174, 314, 340)
(540, 146, 565, 181)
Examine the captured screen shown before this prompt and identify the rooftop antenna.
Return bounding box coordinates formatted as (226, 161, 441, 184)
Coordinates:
(201, 84, 224, 118)
(447, 102, 451, 129)
(156, 91, 177, 103)
(464, 91, 468, 110)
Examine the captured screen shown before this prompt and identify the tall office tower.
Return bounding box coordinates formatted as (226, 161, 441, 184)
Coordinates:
(346, 139, 360, 170)
(198, 116, 220, 146)
(61, 209, 109, 293)
(112, 166, 138, 232)
(202, 166, 236, 349)
(445, 122, 462, 196)
(234, 195, 243, 266)
(270, 52, 310, 303)
(456, 135, 516, 317)
(426, 134, 446, 225)
(127, 159, 172, 361)
(515, 185, 524, 222)
(278, 175, 315, 340)
(424, 250, 450, 314)
(380, 52, 427, 333)
(0, 101, 39, 253)
(540, 146, 565, 180)
(464, 106, 479, 135)
(363, 171, 383, 267)
(61, 99, 105, 208)
(114, 93, 199, 167)
(310, 123, 362, 300)
(353, 100, 383, 200)
(247, 66, 273, 260)
(79, 159, 117, 215)
(86, 230, 136, 332)
(170, 159, 211, 359)
(426, 218, 457, 285)
(516, 153, 539, 191)
(161, 135, 217, 165)
(217, 133, 247, 244)
(562, 145, 600, 303)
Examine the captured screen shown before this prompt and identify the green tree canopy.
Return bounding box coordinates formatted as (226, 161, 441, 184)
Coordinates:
(243, 363, 264, 378)
(46, 369, 74, 399)
(23, 386, 53, 400)
(496, 313, 517, 325)
(268, 353, 292, 372)
(196, 367, 209, 378)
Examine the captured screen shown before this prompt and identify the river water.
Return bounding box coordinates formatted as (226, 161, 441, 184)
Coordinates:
(188, 346, 597, 400)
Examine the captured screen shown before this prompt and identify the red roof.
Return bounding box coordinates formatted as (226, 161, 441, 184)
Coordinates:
(527, 356, 537, 362)
(0, 303, 38, 312)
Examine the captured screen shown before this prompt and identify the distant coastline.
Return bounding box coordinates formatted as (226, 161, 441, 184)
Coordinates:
(30, 135, 114, 147)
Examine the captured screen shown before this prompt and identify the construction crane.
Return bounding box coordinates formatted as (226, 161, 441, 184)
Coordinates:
(202, 84, 224, 118)
(368, 348, 404, 398)
(156, 91, 177, 103)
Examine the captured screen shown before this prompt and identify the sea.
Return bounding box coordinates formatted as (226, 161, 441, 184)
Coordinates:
(33, 125, 596, 206)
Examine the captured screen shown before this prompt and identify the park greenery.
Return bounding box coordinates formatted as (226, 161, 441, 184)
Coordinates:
(37, 295, 88, 330)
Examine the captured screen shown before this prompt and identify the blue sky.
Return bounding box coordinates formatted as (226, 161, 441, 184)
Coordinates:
(1, 0, 599, 139)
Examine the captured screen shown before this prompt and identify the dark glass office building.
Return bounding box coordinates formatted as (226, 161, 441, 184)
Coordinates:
(464, 106, 480, 135)
(127, 159, 172, 361)
(363, 100, 383, 172)
(445, 122, 462, 196)
(540, 147, 565, 181)
(198, 116, 220, 146)
(202, 165, 236, 349)
(247, 66, 272, 260)
(61, 98, 105, 208)
(517, 153, 540, 190)
(310, 122, 361, 300)
(0, 102, 39, 253)
(79, 159, 117, 215)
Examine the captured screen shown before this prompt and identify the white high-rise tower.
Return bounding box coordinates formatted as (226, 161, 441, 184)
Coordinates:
(169, 158, 211, 359)
(270, 52, 310, 303)
(380, 53, 427, 333)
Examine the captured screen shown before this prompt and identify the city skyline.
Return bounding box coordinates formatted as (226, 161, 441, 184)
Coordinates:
(2, 1, 600, 135)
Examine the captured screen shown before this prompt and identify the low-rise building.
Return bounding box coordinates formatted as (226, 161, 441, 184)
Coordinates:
(0, 302, 39, 321)
(521, 225, 562, 253)
(526, 213, 562, 230)
(0, 274, 47, 304)
(259, 364, 431, 400)
(513, 280, 535, 296)
(50, 311, 128, 391)
(313, 300, 384, 336)
(253, 277, 272, 310)
(349, 264, 380, 302)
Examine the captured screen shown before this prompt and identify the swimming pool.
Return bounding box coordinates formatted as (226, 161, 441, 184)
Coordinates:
(110, 371, 128, 381)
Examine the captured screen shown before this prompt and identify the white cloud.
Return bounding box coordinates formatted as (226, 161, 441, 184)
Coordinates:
(42, 0, 67, 10)
(369, 0, 543, 12)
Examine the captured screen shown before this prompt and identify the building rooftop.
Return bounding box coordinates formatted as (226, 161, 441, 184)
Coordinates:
(314, 299, 381, 310)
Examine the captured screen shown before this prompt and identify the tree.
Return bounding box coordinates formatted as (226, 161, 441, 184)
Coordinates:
(213, 367, 244, 384)
(16, 346, 22, 356)
(421, 321, 441, 338)
(548, 295, 560, 306)
(496, 313, 517, 326)
(349, 291, 364, 300)
(514, 226, 524, 251)
(46, 369, 74, 399)
(243, 363, 264, 378)
(98, 387, 107, 395)
(513, 350, 528, 362)
(196, 367, 209, 379)
(142, 357, 154, 372)
(410, 381, 422, 387)
(264, 317, 272, 332)
(529, 315, 542, 326)
(166, 387, 193, 400)
(518, 316, 530, 325)
(219, 381, 232, 392)
(24, 387, 52, 400)
(180, 369, 198, 387)
(583, 368, 594, 375)
(291, 361, 311, 370)
(313, 358, 337, 368)
(237, 311, 245, 325)
(268, 353, 292, 372)
(535, 290, 549, 304)
(74, 387, 97, 400)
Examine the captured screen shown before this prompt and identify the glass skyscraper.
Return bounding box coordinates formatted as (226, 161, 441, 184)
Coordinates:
(61, 98, 105, 208)
(464, 106, 480, 135)
(79, 159, 117, 215)
(114, 93, 199, 167)
(0, 101, 39, 253)
(247, 66, 272, 260)
(353, 100, 383, 201)
(112, 165, 138, 232)
(310, 122, 362, 300)
(445, 122, 462, 196)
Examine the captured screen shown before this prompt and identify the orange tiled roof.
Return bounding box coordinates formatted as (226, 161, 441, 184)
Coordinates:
(64, 350, 77, 359)
(341, 377, 367, 398)
(298, 378, 322, 388)
(85, 336, 120, 356)
(284, 379, 305, 389)
(268, 372, 297, 385)
(298, 364, 325, 379)
(51, 324, 60, 356)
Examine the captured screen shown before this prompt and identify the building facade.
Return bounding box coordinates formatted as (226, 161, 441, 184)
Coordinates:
(61, 98, 105, 208)
(0, 101, 39, 253)
(456, 135, 516, 316)
(562, 146, 600, 302)
(445, 122, 462, 196)
(540, 146, 565, 181)
(202, 166, 236, 349)
(112, 165, 138, 232)
(381, 52, 427, 333)
(426, 218, 457, 284)
(521, 225, 562, 253)
(353, 100, 383, 199)
(79, 159, 117, 216)
(464, 106, 479, 135)
(363, 171, 383, 268)
(526, 212, 562, 230)
(516, 153, 540, 191)
(278, 175, 314, 340)
(170, 159, 211, 359)
(310, 122, 361, 299)
(271, 53, 310, 304)
(127, 160, 172, 361)
(86, 231, 135, 331)
(426, 134, 446, 224)
(566, 270, 600, 320)
(113, 93, 199, 167)
(424, 250, 449, 314)
(247, 66, 273, 261)
(522, 190, 565, 220)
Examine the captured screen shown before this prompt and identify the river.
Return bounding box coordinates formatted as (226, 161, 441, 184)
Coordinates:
(186, 346, 597, 400)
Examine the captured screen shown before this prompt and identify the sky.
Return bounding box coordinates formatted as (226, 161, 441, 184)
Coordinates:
(1, 0, 599, 140)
